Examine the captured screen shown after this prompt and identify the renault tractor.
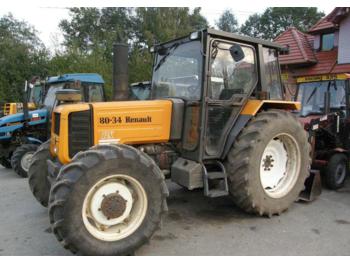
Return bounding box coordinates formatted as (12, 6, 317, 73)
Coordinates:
(0, 73, 105, 177)
(30, 29, 310, 255)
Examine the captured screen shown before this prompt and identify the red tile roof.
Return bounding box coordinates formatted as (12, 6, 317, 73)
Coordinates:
(274, 27, 317, 65)
(308, 16, 335, 34)
(308, 8, 350, 34)
(293, 48, 350, 76)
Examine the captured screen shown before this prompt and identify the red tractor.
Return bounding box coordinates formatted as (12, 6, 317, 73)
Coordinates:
(297, 74, 350, 191)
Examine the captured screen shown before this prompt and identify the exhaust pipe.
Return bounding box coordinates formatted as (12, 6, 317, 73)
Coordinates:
(112, 43, 129, 101)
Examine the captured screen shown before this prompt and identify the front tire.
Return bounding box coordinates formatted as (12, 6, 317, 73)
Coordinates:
(48, 144, 168, 255)
(226, 109, 310, 216)
(28, 140, 52, 207)
(11, 144, 39, 178)
(324, 154, 348, 190)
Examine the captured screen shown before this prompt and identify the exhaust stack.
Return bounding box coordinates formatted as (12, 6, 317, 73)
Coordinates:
(112, 43, 129, 101)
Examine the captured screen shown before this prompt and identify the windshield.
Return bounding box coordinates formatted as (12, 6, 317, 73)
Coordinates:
(152, 40, 203, 100)
(29, 84, 44, 105)
(297, 80, 346, 116)
(43, 83, 64, 108)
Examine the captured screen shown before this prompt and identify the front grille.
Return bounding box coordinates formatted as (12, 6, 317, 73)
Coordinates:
(68, 110, 92, 158)
(54, 113, 60, 135)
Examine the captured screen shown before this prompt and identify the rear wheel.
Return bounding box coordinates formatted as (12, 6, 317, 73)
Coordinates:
(11, 144, 39, 178)
(226, 109, 310, 216)
(0, 157, 12, 169)
(28, 140, 52, 207)
(324, 153, 348, 190)
(48, 144, 168, 255)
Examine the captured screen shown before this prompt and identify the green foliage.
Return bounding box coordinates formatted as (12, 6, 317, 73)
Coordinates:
(240, 7, 325, 39)
(0, 14, 49, 103)
(0, 7, 327, 104)
(216, 9, 239, 33)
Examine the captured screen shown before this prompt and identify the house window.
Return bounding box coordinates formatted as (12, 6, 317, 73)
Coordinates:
(321, 33, 334, 51)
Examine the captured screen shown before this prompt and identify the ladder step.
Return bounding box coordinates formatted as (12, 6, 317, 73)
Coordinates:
(207, 189, 229, 198)
(207, 172, 226, 180)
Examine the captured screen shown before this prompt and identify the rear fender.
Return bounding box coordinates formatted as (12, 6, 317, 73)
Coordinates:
(221, 100, 301, 159)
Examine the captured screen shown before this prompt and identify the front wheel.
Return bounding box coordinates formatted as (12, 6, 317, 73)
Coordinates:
(226, 109, 310, 216)
(48, 144, 168, 255)
(324, 154, 348, 190)
(28, 140, 52, 207)
(11, 144, 39, 178)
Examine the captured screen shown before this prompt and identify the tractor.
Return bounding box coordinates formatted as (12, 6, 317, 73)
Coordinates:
(0, 73, 106, 177)
(1, 80, 44, 117)
(297, 74, 350, 189)
(29, 29, 310, 255)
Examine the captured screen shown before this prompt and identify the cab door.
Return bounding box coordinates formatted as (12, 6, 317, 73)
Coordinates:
(203, 39, 258, 159)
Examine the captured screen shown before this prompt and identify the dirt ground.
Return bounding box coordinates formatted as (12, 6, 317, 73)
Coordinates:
(0, 166, 350, 255)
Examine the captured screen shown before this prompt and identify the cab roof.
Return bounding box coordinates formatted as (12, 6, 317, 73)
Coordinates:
(47, 73, 104, 84)
(155, 28, 284, 50)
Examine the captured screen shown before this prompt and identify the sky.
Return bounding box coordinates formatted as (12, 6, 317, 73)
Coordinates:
(0, 4, 335, 51)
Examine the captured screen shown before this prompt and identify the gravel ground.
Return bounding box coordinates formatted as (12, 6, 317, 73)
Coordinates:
(0, 166, 350, 255)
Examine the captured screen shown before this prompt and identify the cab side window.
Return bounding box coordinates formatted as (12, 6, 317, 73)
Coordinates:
(209, 42, 257, 101)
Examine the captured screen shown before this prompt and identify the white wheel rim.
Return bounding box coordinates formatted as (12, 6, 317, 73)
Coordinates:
(82, 174, 148, 242)
(21, 152, 34, 172)
(260, 133, 301, 198)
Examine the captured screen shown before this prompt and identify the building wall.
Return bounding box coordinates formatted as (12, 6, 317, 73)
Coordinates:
(313, 35, 320, 50)
(280, 66, 298, 100)
(338, 14, 350, 64)
(334, 31, 339, 47)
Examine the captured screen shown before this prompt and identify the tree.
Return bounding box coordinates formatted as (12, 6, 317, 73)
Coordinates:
(56, 7, 208, 98)
(131, 7, 208, 83)
(216, 9, 239, 33)
(240, 7, 325, 40)
(0, 14, 49, 103)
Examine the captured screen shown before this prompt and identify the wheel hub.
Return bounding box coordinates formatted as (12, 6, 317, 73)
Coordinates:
(260, 134, 301, 198)
(262, 155, 275, 171)
(21, 152, 34, 172)
(100, 193, 127, 220)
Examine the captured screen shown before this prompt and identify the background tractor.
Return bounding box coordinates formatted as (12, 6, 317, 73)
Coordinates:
(297, 74, 350, 189)
(0, 73, 106, 177)
(1, 80, 44, 117)
(30, 29, 310, 255)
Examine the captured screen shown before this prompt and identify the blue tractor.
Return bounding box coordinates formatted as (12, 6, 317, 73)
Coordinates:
(0, 73, 106, 177)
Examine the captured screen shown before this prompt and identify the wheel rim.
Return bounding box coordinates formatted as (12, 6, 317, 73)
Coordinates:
(260, 133, 301, 198)
(82, 174, 148, 242)
(335, 162, 346, 184)
(20, 152, 34, 172)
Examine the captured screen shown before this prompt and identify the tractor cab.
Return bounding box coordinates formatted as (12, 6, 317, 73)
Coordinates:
(43, 73, 105, 112)
(297, 76, 349, 118)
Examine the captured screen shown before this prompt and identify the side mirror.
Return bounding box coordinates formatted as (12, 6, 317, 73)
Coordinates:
(229, 44, 245, 62)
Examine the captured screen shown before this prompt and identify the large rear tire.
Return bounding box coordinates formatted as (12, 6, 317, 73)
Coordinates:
(226, 109, 310, 216)
(11, 144, 39, 178)
(28, 140, 52, 207)
(48, 144, 168, 255)
(324, 153, 348, 190)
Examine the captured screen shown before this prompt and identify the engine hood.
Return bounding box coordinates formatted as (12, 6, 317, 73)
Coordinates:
(0, 108, 48, 127)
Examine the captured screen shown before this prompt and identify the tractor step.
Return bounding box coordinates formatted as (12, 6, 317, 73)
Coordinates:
(207, 189, 229, 198)
(203, 162, 229, 198)
(207, 172, 227, 180)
